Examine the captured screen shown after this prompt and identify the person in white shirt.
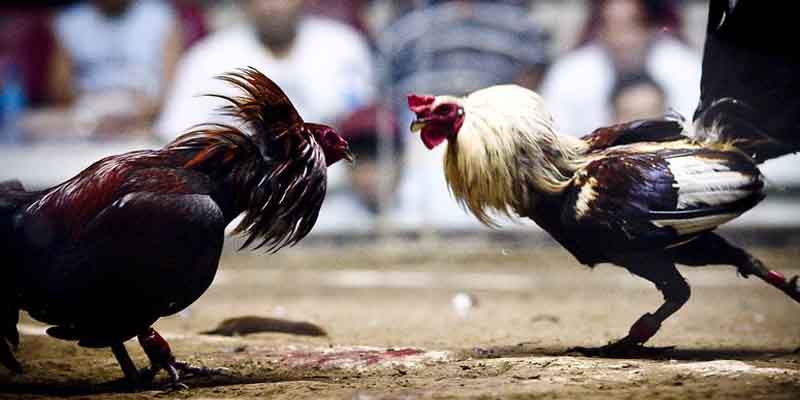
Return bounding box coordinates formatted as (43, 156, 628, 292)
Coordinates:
(43, 0, 181, 138)
(52, 0, 179, 102)
(154, 0, 375, 142)
(539, 0, 700, 137)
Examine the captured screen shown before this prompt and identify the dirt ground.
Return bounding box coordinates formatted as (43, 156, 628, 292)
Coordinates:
(2, 234, 800, 399)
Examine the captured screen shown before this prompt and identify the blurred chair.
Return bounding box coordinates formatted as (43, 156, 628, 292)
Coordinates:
(376, 0, 549, 230)
(0, 8, 55, 107)
(1, 8, 55, 143)
(314, 103, 403, 234)
(539, 0, 700, 136)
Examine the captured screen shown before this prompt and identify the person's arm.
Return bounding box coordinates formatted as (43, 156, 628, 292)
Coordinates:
(45, 38, 75, 105)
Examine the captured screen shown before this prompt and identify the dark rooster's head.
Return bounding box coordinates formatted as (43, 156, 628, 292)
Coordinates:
(307, 123, 354, 166)
(408, 94, 465, 149)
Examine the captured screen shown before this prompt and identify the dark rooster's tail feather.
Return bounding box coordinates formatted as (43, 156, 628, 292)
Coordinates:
(0, 180, 29, 373)
(693, 0, 800, 162)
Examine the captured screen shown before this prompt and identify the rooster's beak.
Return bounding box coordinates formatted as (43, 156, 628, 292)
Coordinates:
(343, 149, 355, 165)
(410, 120, 426, 132)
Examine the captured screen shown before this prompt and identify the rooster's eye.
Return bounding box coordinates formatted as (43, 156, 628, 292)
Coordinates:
(434, 105, 453, 116)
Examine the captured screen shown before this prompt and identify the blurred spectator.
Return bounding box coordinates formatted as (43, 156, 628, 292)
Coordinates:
(378, 0, 549, 97)
(377, 0, 548, 229)
(155, 0, 375, 141)
(315, 103, 403, 233)
(29, 0, 183, 139)
(539, 0, 700, 136)
(576, 0, 684, 51)
(609, 71, 666, 123)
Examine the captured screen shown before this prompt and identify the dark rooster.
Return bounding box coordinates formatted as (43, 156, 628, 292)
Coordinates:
(407, 0, 800, 355)
(0, 68, 353, 386)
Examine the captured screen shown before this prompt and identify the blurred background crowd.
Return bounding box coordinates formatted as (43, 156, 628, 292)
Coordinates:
(1, 0, 797, 237)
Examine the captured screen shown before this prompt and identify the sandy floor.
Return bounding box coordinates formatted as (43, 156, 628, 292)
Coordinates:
(2, 236, 799, 399)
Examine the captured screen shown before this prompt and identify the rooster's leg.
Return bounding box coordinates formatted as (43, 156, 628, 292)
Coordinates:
(670, 232, 800, 304)
(110, 342, 141, 385)
(137, 327, 225, 389)
(571, 256, 689, 357)
(0, 339, 22, 374)
(1, 306, 22, 374)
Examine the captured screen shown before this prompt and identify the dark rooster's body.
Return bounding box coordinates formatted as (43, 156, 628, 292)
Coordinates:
(408, 0, 800, 355)
(0, 68, 352, 385)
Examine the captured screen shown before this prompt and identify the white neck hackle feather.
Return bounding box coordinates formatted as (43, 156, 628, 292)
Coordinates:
(441, 85, 591, 226)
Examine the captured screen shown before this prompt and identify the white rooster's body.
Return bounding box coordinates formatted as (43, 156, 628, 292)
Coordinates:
(407, 0, 799, 355)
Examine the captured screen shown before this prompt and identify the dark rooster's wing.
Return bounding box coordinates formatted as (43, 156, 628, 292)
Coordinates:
(582, 118, 687, 152)
(18, 192, 225, 348)
(693, 0, 800, 162)
(562, 148, 764, 253)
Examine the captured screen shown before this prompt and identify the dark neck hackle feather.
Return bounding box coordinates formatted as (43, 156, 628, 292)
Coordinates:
(170, 68, 327, 252)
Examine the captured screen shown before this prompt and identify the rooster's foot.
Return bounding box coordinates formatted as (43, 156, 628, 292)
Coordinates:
(735, 256, 800, 304)
(567, 341, 674, 358)
(783, 275, 800, 303)
(762, 270, 800, 304)
(137, 327, 226, 390)
(0, 339, 22, 374)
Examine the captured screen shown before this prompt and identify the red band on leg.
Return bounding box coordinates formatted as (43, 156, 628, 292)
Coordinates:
(766, 270, 787, 287)
(138, 328, 175, 366)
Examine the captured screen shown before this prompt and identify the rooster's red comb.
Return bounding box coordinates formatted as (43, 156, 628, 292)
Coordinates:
(407, 94, 435, 113)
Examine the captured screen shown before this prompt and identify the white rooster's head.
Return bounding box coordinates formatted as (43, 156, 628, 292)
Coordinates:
(407, 94, 466, 149)
(406, 85, 591, 226)
(408, 85, 561, 151)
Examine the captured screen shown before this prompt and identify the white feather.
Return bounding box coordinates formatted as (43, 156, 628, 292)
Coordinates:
(574, 177, 598, 219)
(653, 213, 740, 236)
(666, 155, 757, 209)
